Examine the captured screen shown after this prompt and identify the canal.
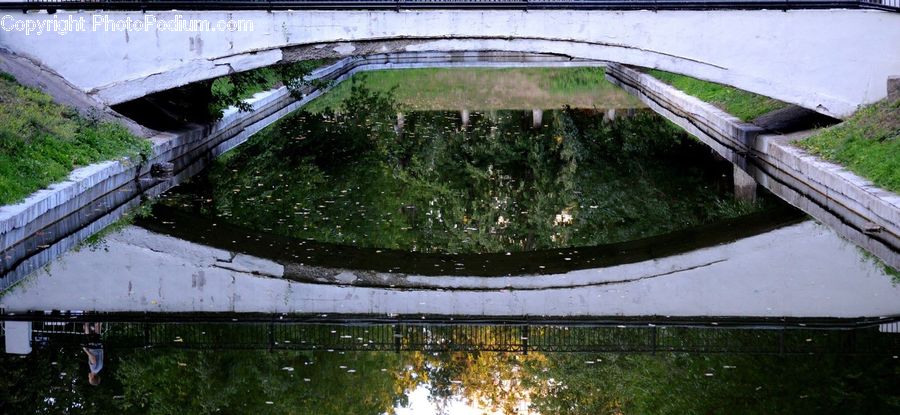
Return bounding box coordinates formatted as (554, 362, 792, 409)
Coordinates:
(2, 67, 899, 414)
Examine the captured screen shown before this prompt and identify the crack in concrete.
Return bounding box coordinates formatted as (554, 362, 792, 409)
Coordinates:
(210, 262, 277, 277)
(278, 259, 728, 292)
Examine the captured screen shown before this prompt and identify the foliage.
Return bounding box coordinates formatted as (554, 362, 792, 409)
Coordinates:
(4, 325, 898, 415)
(167, 82, 769, 254)
(304, 67, 642, 112)
(525, 352, 900, 415)
(0, 346, 124, 415)
(116, 349, 411, 415)
(0, 73, 151, 205)
(647, 69, 788, 122)
(798, 97, 900, 193)
(208, 60, 331, 117)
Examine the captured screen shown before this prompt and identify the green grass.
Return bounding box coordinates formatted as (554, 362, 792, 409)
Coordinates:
(798, 97, 900, 193)
(306, 67, 643, 112)
(647, 69, 788, 122)
(0, 73, 151, 205)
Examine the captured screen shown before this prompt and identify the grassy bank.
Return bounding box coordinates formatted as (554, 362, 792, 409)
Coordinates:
(0, 73, 150, 205)
(646, 69, 788, 122)
(798, 97, 900, 193)
(306, 67, 643, 112)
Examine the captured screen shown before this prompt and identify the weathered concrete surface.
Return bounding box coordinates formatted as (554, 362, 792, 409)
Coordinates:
(606, 64, 900, 269)
(889, 76, 900, 101)
(1, 223, 898, 318)
(0, 52, 604, 291)
(3, 321, 31, 355)
(2, 9, 899, 118)
(0, 50, 151, 137)
(733, 165, 757, 202)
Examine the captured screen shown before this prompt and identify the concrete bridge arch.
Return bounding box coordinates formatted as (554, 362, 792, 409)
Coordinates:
(1, 9, 899, 118)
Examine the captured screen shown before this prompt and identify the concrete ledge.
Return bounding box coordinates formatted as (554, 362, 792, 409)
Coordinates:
(606, 63, 900, 268)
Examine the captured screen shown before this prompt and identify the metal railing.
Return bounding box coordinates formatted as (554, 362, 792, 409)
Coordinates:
(2, 0, 897, 12)
(22, 320, 900, 355)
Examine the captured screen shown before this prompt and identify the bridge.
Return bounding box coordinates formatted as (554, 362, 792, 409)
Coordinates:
(1, 1, 899, 118)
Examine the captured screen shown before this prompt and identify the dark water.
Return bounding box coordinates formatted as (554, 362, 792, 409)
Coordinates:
(2, 85, 899, 414)
(151, 91, 783, 265)
(2, 319, 899, 414)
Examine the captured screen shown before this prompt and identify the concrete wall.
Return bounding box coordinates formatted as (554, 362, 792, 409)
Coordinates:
(3, 222, 899, 318)
(2, 9, 899, 118)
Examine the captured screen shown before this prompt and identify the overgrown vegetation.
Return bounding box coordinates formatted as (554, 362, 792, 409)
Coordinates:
(208, 59, 332, 117)
(798, 97, 900, 193)
(305, 67, 642, 112)
(647, 69, 788, 122)
(0, 73, 151, 205)
(169, 82, 768, 254)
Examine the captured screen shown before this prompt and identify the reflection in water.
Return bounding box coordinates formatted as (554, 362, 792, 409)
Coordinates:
(2, 319, 899, 414)
(2, 80, 899, 413)
(159, 84, 773, 255)
(81, 323, 104, 387)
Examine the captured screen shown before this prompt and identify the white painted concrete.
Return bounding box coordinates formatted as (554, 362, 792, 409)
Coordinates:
(2, 222, 899, 318)
(3, 321, 31, 354)
(2, 9, 898, 118)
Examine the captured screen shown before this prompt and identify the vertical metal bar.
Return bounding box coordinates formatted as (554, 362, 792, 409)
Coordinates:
(394, 324, 401, 353)
(779, 327, 785, 355)
(651, 326, 658, 355)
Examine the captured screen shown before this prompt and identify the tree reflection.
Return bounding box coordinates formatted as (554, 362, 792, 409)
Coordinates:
(172, 81, 765, 254)
(3, 325, 898, 414)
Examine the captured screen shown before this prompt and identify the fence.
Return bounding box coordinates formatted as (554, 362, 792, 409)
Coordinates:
(22, 320, 900, 355)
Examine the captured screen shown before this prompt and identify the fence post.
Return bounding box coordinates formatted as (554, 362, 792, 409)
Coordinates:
(522, 325, 529, 355)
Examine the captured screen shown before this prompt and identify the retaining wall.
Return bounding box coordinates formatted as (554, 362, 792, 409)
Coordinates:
(606, 63, 900, 269)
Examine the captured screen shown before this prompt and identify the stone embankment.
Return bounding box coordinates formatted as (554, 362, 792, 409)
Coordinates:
(606, 64, 900, 269)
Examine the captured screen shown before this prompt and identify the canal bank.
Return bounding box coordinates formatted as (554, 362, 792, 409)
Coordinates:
(606, 64, 900, 269)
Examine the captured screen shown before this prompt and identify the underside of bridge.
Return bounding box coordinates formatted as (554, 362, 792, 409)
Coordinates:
(1, 9, 899, 118)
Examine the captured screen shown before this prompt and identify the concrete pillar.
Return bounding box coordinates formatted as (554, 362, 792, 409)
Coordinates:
(4, 321, 32, 355)
(460, 109, 470, 128)
(733, 165, 757, 203)
(532, 109, 543, 128)
(395, 112, 404, 134)
(605, 108, 616, 121)
(888, 76, 900, 101)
